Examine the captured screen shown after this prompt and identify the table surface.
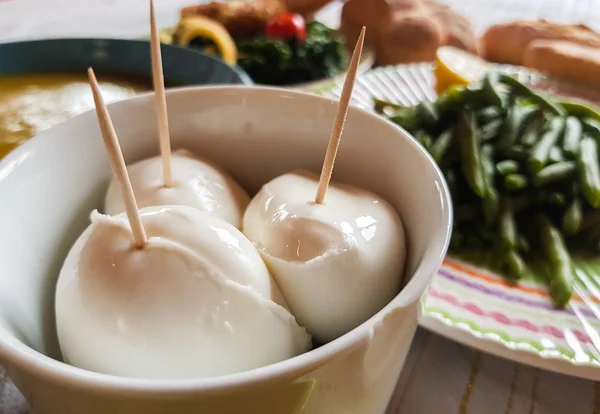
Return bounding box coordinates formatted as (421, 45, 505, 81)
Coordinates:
(2, 0, 600, 413)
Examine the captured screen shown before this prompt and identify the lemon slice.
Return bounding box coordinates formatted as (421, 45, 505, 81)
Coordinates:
(175, 16, 238, 66)
(435, 46, 490, 94)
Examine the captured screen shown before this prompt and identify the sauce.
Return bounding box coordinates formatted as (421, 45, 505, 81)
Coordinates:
(0, 73, 151, 159)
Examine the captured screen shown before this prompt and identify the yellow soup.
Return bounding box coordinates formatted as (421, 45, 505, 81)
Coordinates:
(0, 73, 151, 159)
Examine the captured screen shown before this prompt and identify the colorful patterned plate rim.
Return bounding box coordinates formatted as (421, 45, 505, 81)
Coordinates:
(312, 63, 600, 381)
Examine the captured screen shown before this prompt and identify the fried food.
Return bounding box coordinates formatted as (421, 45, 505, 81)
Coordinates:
(340, 0, 478, 65)
(180, 0, 333, 39)
(481, 20, 600, 65)
(181, 0, 286, 39)
(524, 40, 600, 89)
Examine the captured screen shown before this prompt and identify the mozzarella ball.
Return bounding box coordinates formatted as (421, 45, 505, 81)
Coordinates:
(243, 171, 406, 344)
(104, 149, 249, 228)
(56, 205, 311, 379)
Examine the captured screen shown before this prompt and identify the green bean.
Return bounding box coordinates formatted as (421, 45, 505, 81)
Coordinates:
(542, 192, 567, 206)
(481, 145, 495, 180)
(568, 181, 579, 197)
(528, 117, 565, 174)
(496, 160, 520, 175)
(436, 85, 468, 112)
(537, 215, 574, 308)
(482, 72, 506, 108)
(559, 99, 600, 122)
(463, 82, 490, 108)
(563, 197, 583, 235)
(499, 207, 518, 250)
(505, 249, 527, 280)
(505, 144, 529, 162)
(518, 235, 530, 253)
(458, 111, 487, 197)
(482, 190, 499, 226)
(498, 73, 566, 116)
(562, 116, 582, 158)
(583, 117, 600, 139)
(548, 146, 565, 163)
(577, 137, 600, 208)
(414, 130, 433, 149)
(373, 98, 404, 114)
(389, 107, 420, 132)
(532, 161, 576, 186)
(430, 129, 454, 163)
(481, 119, 504, 142)
(505, 174, 528, 190)
(477, 106, 503, 124)
(481, 144, 499, 224)
(498, 105, 538, 149)
(520, 117, 544, 147)
(417, 101, 439, 126)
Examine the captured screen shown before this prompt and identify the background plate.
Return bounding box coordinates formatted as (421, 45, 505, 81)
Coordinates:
(156, 27, 375, 90)
(313, 63, 600, 381)
(0, 38, 252, 86)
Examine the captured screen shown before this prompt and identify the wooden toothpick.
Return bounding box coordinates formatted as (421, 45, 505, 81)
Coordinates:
(88, 68, 148, 249)
(150, 0, 173, 187)
(314, 26, 366, 205)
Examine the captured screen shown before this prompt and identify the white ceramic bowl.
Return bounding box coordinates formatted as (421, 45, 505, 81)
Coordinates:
(0, 86, 451, 414)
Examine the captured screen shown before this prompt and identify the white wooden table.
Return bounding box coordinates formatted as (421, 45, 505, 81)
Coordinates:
(2, 0, 600, 412)
(387, 330, 600, 414)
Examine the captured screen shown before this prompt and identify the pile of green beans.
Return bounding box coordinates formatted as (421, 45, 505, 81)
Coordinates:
(377, 72, 600, 308)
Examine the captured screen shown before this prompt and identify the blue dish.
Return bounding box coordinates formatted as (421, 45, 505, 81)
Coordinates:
(0, 38, 253, 86)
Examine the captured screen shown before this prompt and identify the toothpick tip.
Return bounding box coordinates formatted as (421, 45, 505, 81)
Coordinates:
(314, 25, 364, 205)
(149, 0, 173, 188)
(87, 70, 147, 248)
(357, 27, 366, 44)
(150, 0, 156, 27)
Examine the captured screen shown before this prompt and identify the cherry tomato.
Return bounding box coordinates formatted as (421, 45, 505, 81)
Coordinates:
(265, 13, 307, 42)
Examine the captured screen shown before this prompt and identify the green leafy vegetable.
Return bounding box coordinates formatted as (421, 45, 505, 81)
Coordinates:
(236, 21, 347, 86)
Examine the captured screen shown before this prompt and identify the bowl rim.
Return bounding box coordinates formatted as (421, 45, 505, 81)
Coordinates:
(0, 37, 254, 86)
(0, 85, 452, 396)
